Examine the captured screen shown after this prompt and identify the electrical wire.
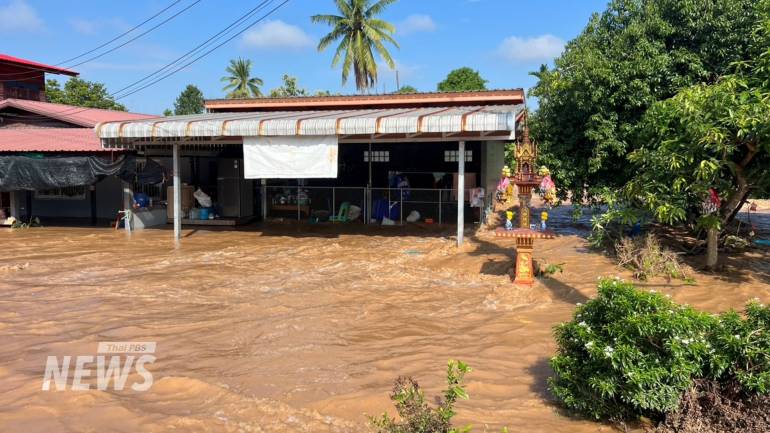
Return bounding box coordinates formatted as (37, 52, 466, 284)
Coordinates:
(111, 0, 273, 96)
(114, 0, 290, 101)
(0, 0, 190, 79)
(1, 0, 291, 127)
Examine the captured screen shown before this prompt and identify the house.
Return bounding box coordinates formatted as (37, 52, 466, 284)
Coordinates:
(95, 90, 525, 245)
(0, 54, 156, 225)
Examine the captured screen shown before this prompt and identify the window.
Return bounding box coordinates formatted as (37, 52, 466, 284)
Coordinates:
(35, 186, 87, 200)
(444, 150, 473, 162)
(364, 150, 390, 162)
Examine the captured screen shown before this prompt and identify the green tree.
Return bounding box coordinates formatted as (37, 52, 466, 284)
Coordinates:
(173, 84, 205, 115)
(436, 67, 487, 92)
(626, 23, 770, 268)
(529, 0, 764, 199)
(394, 84, 417, 94)
(221, 58, 263, 98)
(46, 78, 126, 111)
(269, 74, 308, 97)
(163, 109, 173, 116)
(312, 0, 399, 92)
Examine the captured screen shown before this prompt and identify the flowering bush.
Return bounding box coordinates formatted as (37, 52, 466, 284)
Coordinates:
(548, 278, 770, 421)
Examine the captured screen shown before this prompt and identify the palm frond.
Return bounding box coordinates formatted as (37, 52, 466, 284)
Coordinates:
(367, 18, 396, 35)
(331, 37, 350, 67)
(312, 0, 399, 91)
(366, 0, 397, 18)
(311, 14, 344, 25)
(335, 0, 353, 17)
(371, 37, 395, 69)
(318, 26, 347, 51)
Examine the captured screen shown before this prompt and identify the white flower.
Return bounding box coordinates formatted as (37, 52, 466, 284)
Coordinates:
(604, 346, 614, 358)
(734, 334, 741, 339)
(585, 341, 595, 349)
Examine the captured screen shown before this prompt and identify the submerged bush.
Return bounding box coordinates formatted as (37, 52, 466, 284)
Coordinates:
(370, 360, 472, 433)
(548, 278, 770, 422)
(615, 234, 691, 281)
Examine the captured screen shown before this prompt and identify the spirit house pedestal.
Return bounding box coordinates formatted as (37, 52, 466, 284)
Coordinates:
(495, 125, 554, 286)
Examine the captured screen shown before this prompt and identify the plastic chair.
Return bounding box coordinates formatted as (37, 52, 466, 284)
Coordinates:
(329, 201, 350, 222)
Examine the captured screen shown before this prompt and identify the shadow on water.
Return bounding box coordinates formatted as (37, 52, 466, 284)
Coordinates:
(539, 277, 591, 304)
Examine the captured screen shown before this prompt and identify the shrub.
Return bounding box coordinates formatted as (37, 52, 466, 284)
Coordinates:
(615, 234, 691, 281)
(370, 360, 472, 433)
(549, 279, 716, 420)
(710, 301, 770, 394)
(548, 279, 770, 422)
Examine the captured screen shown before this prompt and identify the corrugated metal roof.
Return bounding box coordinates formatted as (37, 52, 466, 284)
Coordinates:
(0, 98, 156, 128)
(0, 128, 105, 152)
(96, 105, 523, 140)
(205, 89, 525, 112)
(0, 53, 79, 76)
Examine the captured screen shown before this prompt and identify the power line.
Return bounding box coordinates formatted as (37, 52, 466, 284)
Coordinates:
(60, 0, 185, 66)
(5, 0, 291, 123)
(0, 0, 199, 80)
(111, 0, 272, 96)
(114, 0, 290, 101)
(32, 0, 283, 120)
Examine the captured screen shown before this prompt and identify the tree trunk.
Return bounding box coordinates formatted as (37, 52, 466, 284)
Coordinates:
(705, 227, 719, 270)
(720, 143, 758, 226)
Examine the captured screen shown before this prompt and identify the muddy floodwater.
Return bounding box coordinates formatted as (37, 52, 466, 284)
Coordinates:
(1, 209, 769, 432)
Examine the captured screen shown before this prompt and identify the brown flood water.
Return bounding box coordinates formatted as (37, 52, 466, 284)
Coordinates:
(1, 208, 769, 433)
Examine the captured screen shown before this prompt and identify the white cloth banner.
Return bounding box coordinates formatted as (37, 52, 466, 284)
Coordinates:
(243, 135, 338, 179)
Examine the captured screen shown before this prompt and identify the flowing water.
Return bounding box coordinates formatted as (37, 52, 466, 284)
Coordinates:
(1, 208, 769, 433)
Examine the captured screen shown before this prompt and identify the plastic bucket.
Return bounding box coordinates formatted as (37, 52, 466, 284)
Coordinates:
(199, 208, 210, 220)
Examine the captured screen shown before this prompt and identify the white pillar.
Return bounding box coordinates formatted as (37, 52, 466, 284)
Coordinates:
(9, 191, 21, 218)
(121, 181, 132, 232)
(173, 143, 181, 241)
(457, 141, 465, 247)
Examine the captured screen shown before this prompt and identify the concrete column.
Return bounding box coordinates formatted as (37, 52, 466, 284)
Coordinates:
(90, 184, 97, 226)
(260, 179, 267, 221)
(121, 181, 132, 232)
(457, 141, 465, 247)
(481, 140, 507, 198)
(9, 191, 21, 219)
(173, 143, 181, 241)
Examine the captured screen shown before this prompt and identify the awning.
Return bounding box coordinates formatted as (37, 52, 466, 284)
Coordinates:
(96, 105, 524, 147)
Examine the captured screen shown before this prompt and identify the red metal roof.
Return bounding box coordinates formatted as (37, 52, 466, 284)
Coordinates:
(0, 128, 107, 152)
(205, 89, 526, 112)
(0, 53, 79, 77)
(0, 98, 157, 128)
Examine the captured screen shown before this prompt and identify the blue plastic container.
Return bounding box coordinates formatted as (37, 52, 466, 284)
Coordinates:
(199, 208, 210, 220)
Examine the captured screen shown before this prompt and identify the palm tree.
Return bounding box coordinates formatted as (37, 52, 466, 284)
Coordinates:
(221, 58, 263, 98)
(312, 0, 399, 92)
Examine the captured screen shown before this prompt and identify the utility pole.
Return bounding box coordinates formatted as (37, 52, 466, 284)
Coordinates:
(396, 70, 400, 91)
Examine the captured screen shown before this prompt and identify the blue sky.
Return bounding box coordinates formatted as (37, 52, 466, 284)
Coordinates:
(1, 0, 607, 114)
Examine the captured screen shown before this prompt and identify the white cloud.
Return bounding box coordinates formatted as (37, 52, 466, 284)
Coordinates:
(376, 59, 422, 91)
(398, 14, 436, 35)
(241, 20, 313, 49)
(69, 17, 128, 35)
(0, 0, 44, 33)
(69, 18, 99, 35)
(496, 34, 566, 62)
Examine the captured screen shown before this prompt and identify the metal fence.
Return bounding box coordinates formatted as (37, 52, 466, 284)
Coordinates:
(262, 185, 485, 225)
